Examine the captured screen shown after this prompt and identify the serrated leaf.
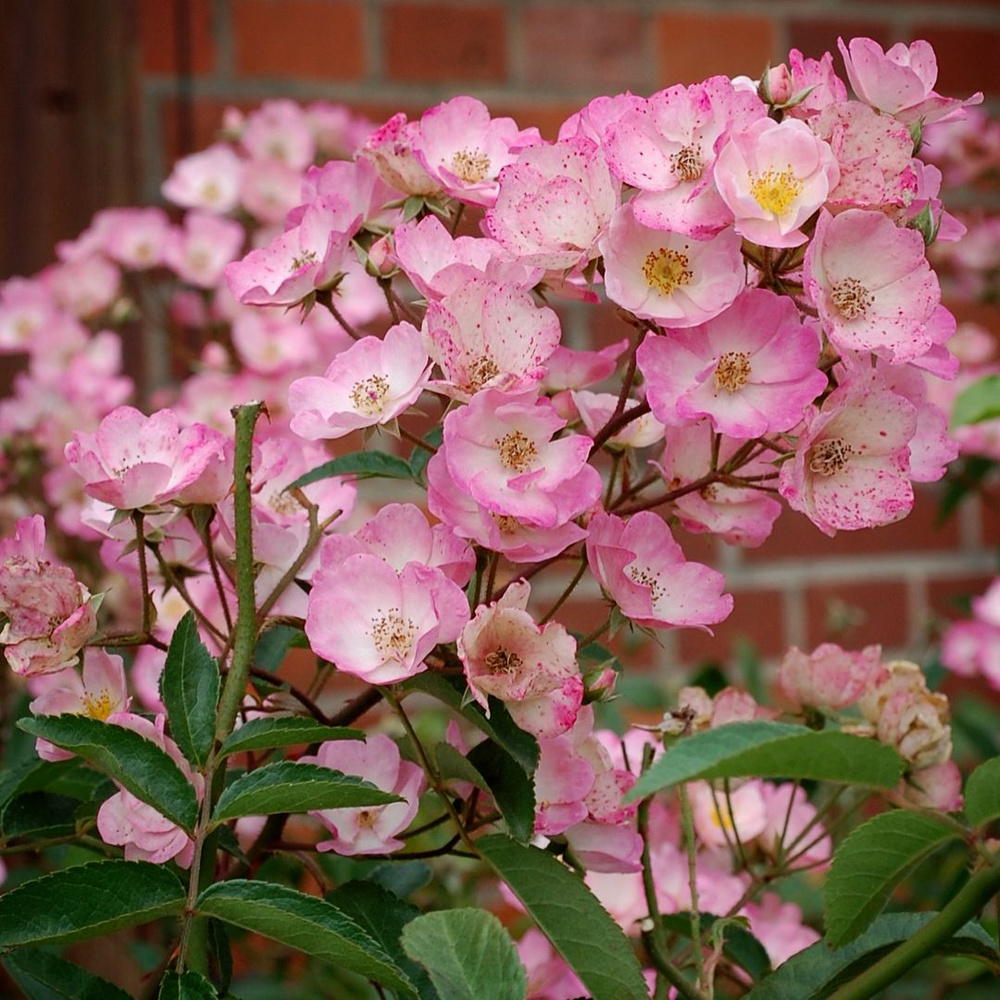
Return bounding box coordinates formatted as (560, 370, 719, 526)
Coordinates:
(1, 791, 80, 840)
(952, 375, 1000, 428)
(2, 948, 134, 1000)
(401, 908, 526, 1000)
(743, 912, 999, 999)
(17, 715, 199, 831)
(0, 860, 185, 949)
(477, 834, 647, 1000)
(211, 760, 400, 824)
(627, 722, 903, 802)
(159, 970, 219, 1000)
(329, 881, 436, 1000)
(196, 879, 417, 997)
(0, 758, 79, 809)
(824, 810, 962, 946)
(964, 757, 1000, 828)
(161, 611, 220, 768)
(290, 451, 416, 489)
(661, 912, 772, 983)
(218, 716, 363, 757)
(406, 674, 538, 774)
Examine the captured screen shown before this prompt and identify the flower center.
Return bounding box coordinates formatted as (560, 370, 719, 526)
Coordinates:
(356, 808, 380, 830)
(201, 180, 222, 205)
(642, 247, 693, 296)
(468, 355, 500, 391)
(82, 688, 115, 721)
(671, 144, 703, 183)
(290, 249, 318, 272)
(496, 431, 537, 474)
(714, 351, 752, 393)
(831, 277, 874, 321)
(492, 513, 520, 534)
(809, 437, 853, 476)
(484, 647, 523, 675)
(749, 166, 803, 217)
(266, 487, 303, 517)
(627, 564, 664, 604)
(371, 609, 417, 661)
(451, 149, 491, 184)
(350, 375, 390, 416)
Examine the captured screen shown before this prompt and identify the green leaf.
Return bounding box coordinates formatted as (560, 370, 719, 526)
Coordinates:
(661, 912, 772, 983)
(408, 427, 444, 484)
(477, 834, 647, 1000)
(467, 739, 535, 843)
(743, 912, 999, 999)
(160, 611, 220, 768)
(1, 791, 80, 840)
(2, 948, 134, 1000)
(627, 722, 904, 802)
(0, 860, 185, 949)
(218, 717, 362, 757)
(290, 451, 416, 489)
(196, 879, 417, 997)
(159, 970, 219, 1000)
(406, 674, 538, 774)
(366, 861, 433, 898)
(401, 908, 526, 1000)
(964, 757, 1000, 828)
(437, 740, 535, 842)
(824, 810, 962, 946)
(17, 715, 199, 831)
(253, 624, 307, 673)
(0, 758, 80, 809)
(328, 881, 436, 1000)
(211, 760, 400, 824)
(951, 375, 1000, 428)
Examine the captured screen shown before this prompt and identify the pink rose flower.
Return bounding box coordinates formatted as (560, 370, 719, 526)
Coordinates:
(65, 405, 229, 510)
(838, 36, 983, 125)
(586, 511, 733, 630)
(0, 515, 99, 676)
(778, 642, 882, 710)
(299, 734, 426, 856)
(288, 322, 432, 439)
(600, 203, 744, 328)
(714, 117, 839, 248)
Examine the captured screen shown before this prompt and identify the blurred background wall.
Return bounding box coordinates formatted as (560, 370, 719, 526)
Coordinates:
(2, 0, 1000, 669)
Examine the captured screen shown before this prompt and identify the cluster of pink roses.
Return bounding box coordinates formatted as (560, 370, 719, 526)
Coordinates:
(0, 35, 985, 986)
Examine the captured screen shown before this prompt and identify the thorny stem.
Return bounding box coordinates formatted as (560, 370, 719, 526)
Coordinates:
(589, 400, 652, 456)
(638, 745, 710, 1000)
(132, 511, 153, 635)
(678, 783, 707, 995)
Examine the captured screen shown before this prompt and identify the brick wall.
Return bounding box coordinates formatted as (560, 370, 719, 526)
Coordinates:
(135, 0, 1000, 670)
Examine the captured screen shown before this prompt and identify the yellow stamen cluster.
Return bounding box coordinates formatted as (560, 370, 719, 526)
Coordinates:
(642, 247, 693, 296)
(749, 165, 803, 217)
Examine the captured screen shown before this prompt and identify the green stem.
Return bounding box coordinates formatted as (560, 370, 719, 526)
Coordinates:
(638, 746, 709, 1000)
(216, 402, 263, 741)
(678, 783, 707, 995)
(132, 511, 153, 635)
(539, 559, 587, 625)
(827, 862, 1000, 1000)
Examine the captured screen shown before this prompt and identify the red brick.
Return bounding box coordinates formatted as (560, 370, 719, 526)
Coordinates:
(385, 4, 506, 83)
(912, 23, 1000, 98)
(743, 486, 961, 564)
(139, 0, 216, 75)
(232, 0, 365, 81)
(806, 580, 909, 649)
(523, 7, 649, 91)
(655, 12, 776, 87)
(788, 18, 894, 63)
(679, 589, 787, 664)
(980, 484, 1000, 547)
(927, 574, 996, 623)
